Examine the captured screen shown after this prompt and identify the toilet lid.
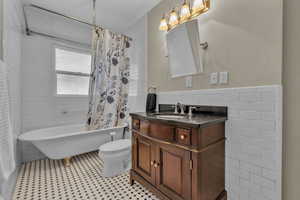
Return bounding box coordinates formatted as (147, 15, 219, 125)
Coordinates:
(100, 139, 131, 153)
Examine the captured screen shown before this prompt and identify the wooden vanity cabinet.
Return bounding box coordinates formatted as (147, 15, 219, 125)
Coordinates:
(130, 117, 227, 200)
(132, 134, 156, 185)
(155, 142, 192, 200)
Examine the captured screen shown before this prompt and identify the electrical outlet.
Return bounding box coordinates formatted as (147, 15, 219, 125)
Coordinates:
(219, 72, 229, 84)
(210, 72, 218, 85)
(185, 76, 192, 88)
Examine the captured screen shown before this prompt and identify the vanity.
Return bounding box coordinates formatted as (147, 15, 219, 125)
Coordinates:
(130, 105, 227, 200)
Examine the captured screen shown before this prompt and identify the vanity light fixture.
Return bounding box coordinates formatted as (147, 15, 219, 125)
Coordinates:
(168, 9, 179, 29)
(159, 15, 169, 31)
(179, 0, 191, 23)
(191, 0, 205, 17)
(192, 0, 210, 17)
(159, 0, 210, 32)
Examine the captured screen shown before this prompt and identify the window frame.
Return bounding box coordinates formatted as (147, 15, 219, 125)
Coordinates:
(53, 43, 92, 97)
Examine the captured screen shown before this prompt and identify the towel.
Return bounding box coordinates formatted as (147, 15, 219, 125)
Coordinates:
(0, 60, 15, 180)
(146, 93, 156, 113)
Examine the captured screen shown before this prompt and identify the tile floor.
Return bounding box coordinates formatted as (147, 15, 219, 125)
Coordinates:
(13, 152, 159, 200)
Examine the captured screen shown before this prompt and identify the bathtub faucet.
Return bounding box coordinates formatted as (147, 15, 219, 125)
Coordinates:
(110, 132, 116, 141)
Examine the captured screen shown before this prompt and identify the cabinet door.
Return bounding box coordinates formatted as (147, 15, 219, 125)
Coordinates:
(155, 143, 191, 200)
(132, 133, 156, 185)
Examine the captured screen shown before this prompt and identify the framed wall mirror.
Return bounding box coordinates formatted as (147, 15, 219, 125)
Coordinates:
(166, 19, 204, 78)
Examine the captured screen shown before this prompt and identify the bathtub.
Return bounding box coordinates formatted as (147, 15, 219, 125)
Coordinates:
(18, 124, 128, 160)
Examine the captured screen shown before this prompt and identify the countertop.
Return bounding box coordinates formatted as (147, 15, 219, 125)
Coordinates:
(130, 112, 227, 128)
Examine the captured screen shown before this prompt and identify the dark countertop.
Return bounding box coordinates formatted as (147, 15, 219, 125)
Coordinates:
(130, 112, 227, 128)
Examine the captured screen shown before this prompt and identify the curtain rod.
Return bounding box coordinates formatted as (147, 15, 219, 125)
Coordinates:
(23, 4, 133, 41)
(27, 30, 91, 48)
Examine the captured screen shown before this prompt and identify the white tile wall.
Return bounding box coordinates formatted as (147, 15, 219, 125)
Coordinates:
(157, 85, 282, 200)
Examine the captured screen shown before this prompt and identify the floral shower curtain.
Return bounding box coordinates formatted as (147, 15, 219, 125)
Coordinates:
(86, 28, 131, 130)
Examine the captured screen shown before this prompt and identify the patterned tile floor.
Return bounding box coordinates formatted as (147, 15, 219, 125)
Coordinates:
(13, 152, 159, 200)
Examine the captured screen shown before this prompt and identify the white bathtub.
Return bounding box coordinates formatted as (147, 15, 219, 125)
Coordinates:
(18, 124, 127, 159)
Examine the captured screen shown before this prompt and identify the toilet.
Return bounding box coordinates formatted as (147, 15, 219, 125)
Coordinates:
(99, 139, 131, 177)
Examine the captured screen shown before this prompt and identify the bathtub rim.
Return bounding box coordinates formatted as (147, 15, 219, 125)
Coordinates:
(18, 123, 128, 142)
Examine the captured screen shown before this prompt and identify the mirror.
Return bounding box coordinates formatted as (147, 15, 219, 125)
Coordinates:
(166, 19, 203, 78)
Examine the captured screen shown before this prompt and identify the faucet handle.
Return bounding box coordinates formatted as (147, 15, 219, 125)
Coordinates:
(180, 104, 185, 114)
(188, 106, 197, 116)
(174, 104, 179, 114)
(110, 132, 116, 141)
(175, 102, 185, 114)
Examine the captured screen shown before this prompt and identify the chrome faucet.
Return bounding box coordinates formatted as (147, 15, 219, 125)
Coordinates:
(188, 106, 197, 118)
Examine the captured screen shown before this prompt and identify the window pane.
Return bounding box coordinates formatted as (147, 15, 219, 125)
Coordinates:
(57, 74, 90, 95)
(55, 48, 91, 74)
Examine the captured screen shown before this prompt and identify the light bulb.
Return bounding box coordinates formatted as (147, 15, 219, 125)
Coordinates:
(168, 9, 179, 29)
(159, 16, 169, 31)
(192, 0, 205, 17)
(180, 1, 191, 23)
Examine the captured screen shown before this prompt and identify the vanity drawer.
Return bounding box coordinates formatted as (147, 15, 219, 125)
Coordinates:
(176, 128, 191, 146)
(149, 123, 175, 142)
(132, 119, 140, 130)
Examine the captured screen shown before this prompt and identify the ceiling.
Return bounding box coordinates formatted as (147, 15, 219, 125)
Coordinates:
(22, 0, 161, 32)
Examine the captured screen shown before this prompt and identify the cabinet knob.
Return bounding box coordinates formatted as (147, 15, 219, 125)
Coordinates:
(180, 134, 186, 140)
(154, 163, 160, 168)
(151, 161, 154, 166)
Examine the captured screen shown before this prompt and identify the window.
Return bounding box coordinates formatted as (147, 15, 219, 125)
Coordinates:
(55, 46, 91, 96)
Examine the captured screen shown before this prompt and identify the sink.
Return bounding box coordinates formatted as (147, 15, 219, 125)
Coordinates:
(157, 115, 186, 119)
(152, 113, 187, 119)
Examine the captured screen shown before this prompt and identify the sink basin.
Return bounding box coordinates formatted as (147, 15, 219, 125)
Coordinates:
(157, 115, 186, 119)
(152, 113, 187, 119)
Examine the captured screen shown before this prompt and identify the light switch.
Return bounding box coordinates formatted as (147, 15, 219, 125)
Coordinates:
(219, 72, 229, 84)
(185, 76, 192, 88)
(210, 72, 218, 85)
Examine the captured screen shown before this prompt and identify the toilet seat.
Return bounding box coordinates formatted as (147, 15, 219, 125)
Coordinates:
(100, 139, 131, 154)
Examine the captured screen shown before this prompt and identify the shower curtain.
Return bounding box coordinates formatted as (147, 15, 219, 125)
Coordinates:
(86, 28, 131, 130)
(0, 60, 16, 180)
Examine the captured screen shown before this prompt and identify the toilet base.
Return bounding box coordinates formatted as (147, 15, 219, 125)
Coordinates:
(100, 150, 131, 177)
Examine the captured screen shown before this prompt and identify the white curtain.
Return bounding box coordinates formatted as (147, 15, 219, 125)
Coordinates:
(86, 28, 131, 130)
(0, 60, 15, 180)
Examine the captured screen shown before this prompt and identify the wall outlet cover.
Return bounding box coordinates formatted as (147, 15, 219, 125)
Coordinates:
(210, 72, 218, 85)
(219, 72, 229, 84)
(185, 76, 192, 88)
